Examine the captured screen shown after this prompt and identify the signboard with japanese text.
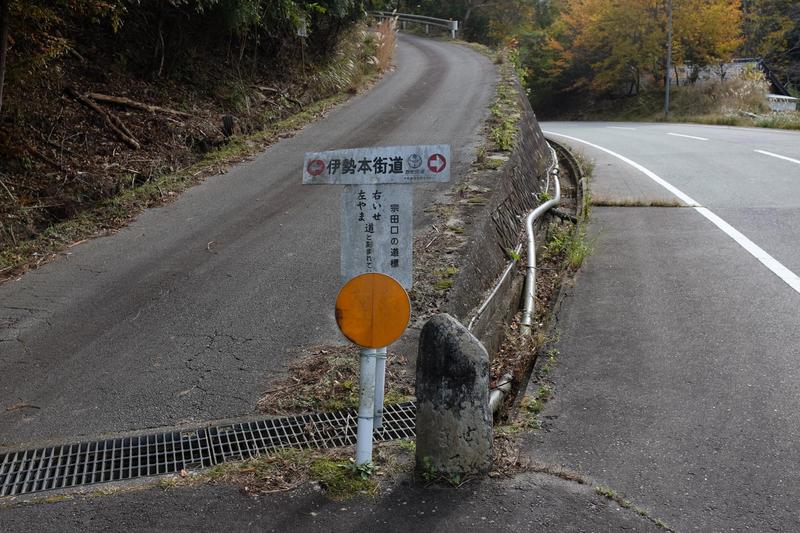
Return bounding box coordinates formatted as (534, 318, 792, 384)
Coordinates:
(303, 145, 451, 185)
(303, 144, 451, 290)
(340, 184, 412, 289)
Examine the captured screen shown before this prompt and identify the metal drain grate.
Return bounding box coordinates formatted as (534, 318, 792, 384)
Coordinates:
(0, 402, 416, 497)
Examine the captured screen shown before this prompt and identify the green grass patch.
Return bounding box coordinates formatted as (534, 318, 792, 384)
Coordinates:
(591, 197, 684, 208)
(395, 439, 416, 453)
(487, 68, 521, 153)
(158, 447, 381, 501)
(754, 113, 800, 130)
(433, 265, 458, 291)
(383, 390, 412, 404)
(546, 221, 593, 270)
(433, 278, 454, 291)
(309, 458, 377, 500)
(595, 484, 616, 499)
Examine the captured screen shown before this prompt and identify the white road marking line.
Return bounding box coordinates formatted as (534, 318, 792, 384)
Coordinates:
(543, 130, 800, 295)
(607, 126, 637, 130)
(666, 133, 709, 141)
(755, 149, 800, 166)
(543, 131, 699, 207)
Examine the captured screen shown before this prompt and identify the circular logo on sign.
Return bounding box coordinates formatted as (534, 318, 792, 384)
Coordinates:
(407, 154, 423, 170)
(307, 159, 326, 177)
(427, 153, 447, 173)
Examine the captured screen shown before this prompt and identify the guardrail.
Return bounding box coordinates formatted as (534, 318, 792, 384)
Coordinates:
(372, 11, 459, 39)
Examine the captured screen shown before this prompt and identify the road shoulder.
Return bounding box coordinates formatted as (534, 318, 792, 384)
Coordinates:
(0, 469, 661, 532)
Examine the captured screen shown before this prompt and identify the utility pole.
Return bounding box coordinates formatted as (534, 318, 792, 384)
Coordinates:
(664, 0, 673, 118)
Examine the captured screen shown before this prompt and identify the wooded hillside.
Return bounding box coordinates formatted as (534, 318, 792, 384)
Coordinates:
(0, 1, 379, 268)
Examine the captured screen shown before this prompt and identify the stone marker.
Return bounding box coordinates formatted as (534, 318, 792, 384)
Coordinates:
(415, 314, 492, 477)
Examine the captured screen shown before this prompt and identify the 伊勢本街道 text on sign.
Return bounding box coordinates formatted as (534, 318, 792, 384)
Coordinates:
(303, 145, 451, 289)
(303, 145, 450, 185)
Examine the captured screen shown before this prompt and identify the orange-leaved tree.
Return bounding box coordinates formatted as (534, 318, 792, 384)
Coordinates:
(673, 0, 743, 83)
(559, 0, 665, 94)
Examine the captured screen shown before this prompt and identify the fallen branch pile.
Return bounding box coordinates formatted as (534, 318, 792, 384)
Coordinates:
(64, 87, 141, 150)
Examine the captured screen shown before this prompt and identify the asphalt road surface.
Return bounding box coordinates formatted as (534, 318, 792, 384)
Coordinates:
(0, 34, 496, 448)
(529, 122, 800, 531)
(0, 472, 662, 532)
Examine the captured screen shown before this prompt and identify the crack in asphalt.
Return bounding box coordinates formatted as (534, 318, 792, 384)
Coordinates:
(521, 457, 674, 531)
(175, 331, 261, 404)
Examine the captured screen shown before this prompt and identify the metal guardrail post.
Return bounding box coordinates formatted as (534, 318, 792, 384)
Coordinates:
(371, 11, 460, 39)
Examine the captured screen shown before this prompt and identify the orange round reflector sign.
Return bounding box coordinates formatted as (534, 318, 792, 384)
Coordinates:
(335, 273, 411, 348)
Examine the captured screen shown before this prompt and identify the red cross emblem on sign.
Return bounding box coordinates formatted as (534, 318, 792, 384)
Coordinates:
(307, 159, 326, 177)
(427, 153, 447, 173)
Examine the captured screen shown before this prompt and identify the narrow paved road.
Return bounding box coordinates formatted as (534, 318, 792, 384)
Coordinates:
(528, 122, 800, 531)
(0, 34, 496, 448)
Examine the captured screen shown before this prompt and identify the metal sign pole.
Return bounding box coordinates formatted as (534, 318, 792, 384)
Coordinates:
(305, 145, 452, 466)
(355, 348, 377, 465)
(373, 347, 388, 429)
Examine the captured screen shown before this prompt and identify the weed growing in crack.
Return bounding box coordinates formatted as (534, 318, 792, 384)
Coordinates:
(342, 459, 378, 480)
(396, 439, 415, 453)
(476, 145, 487, 164)
(538, 348, 559, 376)
(546, 221, 593, 270)
(310, 458, 377, 499)
(433, 265, 459, 291)
(595, 484, 617, 498)
(536, 385, 553, 400)
(416, 456, 470, 488)
(420, 456, 438, 483)
(591, 197, 684, 208)
(490, 113, 518, 151)
(447, 224, 465, 234)
(594, 483, 675, 531)
(517, 395, 543, 429)
(573, 150, 595, 181)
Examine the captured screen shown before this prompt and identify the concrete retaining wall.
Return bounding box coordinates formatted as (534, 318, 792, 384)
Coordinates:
(445, 76, 553, 357)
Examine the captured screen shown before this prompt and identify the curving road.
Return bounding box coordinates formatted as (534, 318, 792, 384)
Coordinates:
(0, 34, 496, 447)
(531, 121, 800, 531)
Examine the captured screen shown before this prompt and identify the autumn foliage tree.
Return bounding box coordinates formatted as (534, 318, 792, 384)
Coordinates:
(501, 0, 756, 113)
(558, 0, 666, 93)
(673, 0, 744, 82)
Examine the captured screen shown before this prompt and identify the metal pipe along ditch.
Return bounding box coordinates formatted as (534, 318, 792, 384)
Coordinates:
(467, 144, 560, 334)
(466, 144, 561, 412)
(520, 165, 561, 335)
(489, 374, 513, 414)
